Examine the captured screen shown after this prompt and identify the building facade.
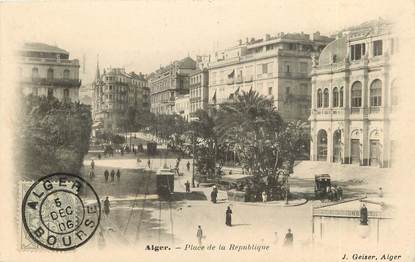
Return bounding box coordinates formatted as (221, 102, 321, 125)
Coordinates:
(189, 68, 209, 116)
(174, 94, 190, 121)
(309, 19, 398, 167)
(17, 42, 81, 102)
(208, 32, 333, 121)
(92, 65, 148, 131)
(148, 57, 197, 115)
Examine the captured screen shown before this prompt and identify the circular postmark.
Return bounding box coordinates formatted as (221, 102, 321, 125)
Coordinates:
(22, 173, 101, 251)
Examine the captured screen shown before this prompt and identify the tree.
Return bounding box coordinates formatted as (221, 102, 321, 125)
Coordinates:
(16, 95, 92, 180)
(189, 110, 220, 180)
(215, 90, 288, 199)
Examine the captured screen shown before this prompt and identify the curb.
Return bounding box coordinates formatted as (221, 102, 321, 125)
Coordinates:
(229, 198, 309, 207)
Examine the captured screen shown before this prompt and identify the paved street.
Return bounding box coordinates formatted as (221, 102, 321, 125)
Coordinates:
(81, 152, 389, 250)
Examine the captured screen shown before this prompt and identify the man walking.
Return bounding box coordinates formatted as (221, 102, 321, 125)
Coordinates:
(91, 159, 95, 170)
(283, 229, 293, 246)
(147, 159, 151, 169)
(116, 169, 121, 183)
(89, 169, 95, 180)
(196, 225, 203, 246)
(225, 206, 232, 226)
(185, 180, 190, 193)
(104, 169, 109, 183)
(104, 197, 110, 216)
(186, 161, 190, 171)
(110, 169, 115, 182)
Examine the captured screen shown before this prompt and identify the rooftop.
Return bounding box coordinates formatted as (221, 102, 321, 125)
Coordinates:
(21, 42, 69, 55)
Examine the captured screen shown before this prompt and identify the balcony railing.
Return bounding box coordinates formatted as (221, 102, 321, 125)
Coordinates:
(19, 57, 79, 66)
(226, 79, 234, 85)
(21, 77, 81, 87)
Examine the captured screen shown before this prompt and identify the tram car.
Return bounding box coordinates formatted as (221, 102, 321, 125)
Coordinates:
(156, 168, 175, 197)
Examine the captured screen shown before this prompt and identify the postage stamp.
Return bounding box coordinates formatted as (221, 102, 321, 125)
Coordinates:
(21, 173, 101, 251)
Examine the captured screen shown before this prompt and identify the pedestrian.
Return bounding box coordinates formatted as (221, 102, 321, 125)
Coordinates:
(225, 206, 232, 226)
(104, 169, 109, 183)
(378, 187, 383, 198)
(89, 169, 95, 180)
(283, 229, 294, 246)
(110, 169, 115, 182)
(337, 186, 343, 201)
(262, 191, 267, 202)
(121, 148, 124, 156)
(98, 153, 101, 160)
(91, 159, 95, 170)
(104, 197, 110, 216)
(196, 225, 203, 246)
(360, 204, 368, 225)
(185, 180, 190, 193)
(186, 161, 190, 171)
(147, 159, 151, 168)
(211, 190, 217, 204)
(332, 185, 338, 201)
(116, 169, 121, 183)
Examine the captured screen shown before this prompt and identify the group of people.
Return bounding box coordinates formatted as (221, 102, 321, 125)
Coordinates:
(103, 169, 121, 183)
(326, 184, 343, 201)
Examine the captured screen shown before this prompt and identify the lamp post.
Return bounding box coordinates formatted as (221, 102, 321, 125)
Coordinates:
(285, 172, 289, 205)
(189, 116, 200, 188)
(192, 133, 195, 188)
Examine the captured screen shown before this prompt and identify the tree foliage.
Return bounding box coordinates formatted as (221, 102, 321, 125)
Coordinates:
(16, 95, 92, 180)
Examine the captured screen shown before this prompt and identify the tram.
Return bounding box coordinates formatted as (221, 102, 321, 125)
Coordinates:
(156, 168, 175, 197)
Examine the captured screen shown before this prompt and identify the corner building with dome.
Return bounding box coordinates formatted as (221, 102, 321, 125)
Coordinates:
(309, 19, 399, 168)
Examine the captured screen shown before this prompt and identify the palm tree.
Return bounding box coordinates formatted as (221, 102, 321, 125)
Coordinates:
(215, 90, 284, 178)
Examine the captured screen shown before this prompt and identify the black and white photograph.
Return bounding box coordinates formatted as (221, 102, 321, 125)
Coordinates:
(0, 0, 415, 261)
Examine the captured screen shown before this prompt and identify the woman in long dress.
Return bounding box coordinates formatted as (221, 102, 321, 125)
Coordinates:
(225, 206, 232, 226)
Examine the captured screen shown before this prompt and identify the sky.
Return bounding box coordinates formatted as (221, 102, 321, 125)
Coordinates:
(0, 0, 411, 84)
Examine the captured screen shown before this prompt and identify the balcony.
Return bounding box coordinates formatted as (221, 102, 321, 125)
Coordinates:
(311, 108, 345, 121)
(19, 57, 79, 66)
(226, 78, 235, 85)
(21, 77, 81, 87)
(244, 76, 253, 82)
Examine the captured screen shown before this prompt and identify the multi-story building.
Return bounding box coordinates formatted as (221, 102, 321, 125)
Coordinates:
(92, 64, 148, 131)
(309, 19, 398, 167)
(208, 32, 333, 121)
(17, 42, 81, 102)
(174, 94, 190, 121)
(189, 68, 209, 116)
(148, 57, 197, 115)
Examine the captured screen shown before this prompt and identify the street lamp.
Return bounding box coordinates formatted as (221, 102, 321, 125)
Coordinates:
(189, 116, 200, 188)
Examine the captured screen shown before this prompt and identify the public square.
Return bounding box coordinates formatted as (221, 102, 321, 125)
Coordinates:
(81, 148, 391, 250)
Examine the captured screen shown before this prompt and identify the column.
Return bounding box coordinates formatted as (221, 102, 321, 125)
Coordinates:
(362, 66, 369, 166)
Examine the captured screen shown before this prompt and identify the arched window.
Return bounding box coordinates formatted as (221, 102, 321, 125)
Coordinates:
(63, 69, 70, 79)
(370, 79, 382, 107)
(391, 79, 398, 106)
(47, 68, 54, 80)
(333, 87, 339, 107)
(351, 81, 362, 107)
(317, 89, 322, 108)
(317, 129, 328, 161)
(32, 67, 39, 80)
(323, 88, 329, 108)
(339, 87, 344, 107)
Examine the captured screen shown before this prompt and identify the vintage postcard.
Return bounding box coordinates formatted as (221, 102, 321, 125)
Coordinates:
(1, 0, 415, 261)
